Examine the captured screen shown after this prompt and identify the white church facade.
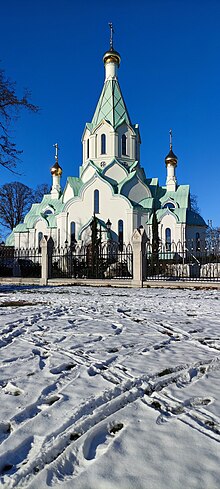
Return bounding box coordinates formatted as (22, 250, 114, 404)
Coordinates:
(7, 36, 206, 250)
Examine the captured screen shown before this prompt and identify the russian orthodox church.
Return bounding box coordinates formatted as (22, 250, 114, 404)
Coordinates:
(7, 31, 206, 250)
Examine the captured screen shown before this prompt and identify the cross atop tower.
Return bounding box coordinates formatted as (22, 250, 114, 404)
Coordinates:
(53, 143, 59, 161)
(169, 129, 173, 150)
(108, 22, 114, 50)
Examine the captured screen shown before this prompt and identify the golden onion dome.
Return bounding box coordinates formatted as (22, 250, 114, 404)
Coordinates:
(103, 48, 121, 66)
(165, 148, 178, 166)
(50, 161, 62, 176)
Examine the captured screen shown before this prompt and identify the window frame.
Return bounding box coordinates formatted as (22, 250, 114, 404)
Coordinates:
(70, 221, 76, 246)
(165, 227, 171, 251)
(122, 134, 127, 156)
(118, 219, 124, 251)
(101, 134, 106, 155)
(94, 189, 99, 214)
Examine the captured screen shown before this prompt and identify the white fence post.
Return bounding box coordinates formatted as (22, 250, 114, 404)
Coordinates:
(131, 227, 147, 287)
(40, 236, 54, 285)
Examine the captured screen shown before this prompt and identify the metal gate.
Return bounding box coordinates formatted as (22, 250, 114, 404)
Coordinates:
(52, 242, 133, 280)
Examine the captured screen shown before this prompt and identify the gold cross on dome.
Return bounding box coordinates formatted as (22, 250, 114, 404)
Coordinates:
(108, 22, 114, 49)
(169, 129, 172, 149)
(53, 143, 59, 160)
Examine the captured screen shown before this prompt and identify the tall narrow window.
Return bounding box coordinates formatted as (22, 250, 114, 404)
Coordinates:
(94, 189, 99, 214)
(87, 139, 89, 159)
(101, 134, 106, 154)
(58, 229, 60, 248)
(165, 227, 171, 251)
(38, 232, 43, 251)
(135, 138, 138, 160)
(71, 221, 76, 246)
(196, 232, 200, 251)
(118, 219, 124, 251)
(122, 134, 127, 156)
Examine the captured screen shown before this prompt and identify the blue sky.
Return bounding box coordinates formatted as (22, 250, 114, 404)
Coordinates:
(1, 0, 220, 227)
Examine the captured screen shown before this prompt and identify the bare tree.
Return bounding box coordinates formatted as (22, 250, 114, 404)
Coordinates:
(190, 194, 200, 214)
(0, 182, 34, 230)
(206, 223, 220, 246)
(0, 67, 38, 172)
(34, 183, 50, 202)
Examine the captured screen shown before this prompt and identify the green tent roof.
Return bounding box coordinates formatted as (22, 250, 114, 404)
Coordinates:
(91, 79, 131, 130)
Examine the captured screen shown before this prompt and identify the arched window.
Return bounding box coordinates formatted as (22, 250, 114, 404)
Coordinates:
(122, 134, 127, 156)
(94, 189, 99, 214)
(165, 228, 171, 251)
(118, 219, 123, 251)
(196, 232, 200, 251)
(163, 202, 175, 210)
(38, 232, 43, 251)
(87, 139, 89, 159)
(70, 221, 76, 246)
(101, 134, 106, 154)
(135, 138, 138, 160)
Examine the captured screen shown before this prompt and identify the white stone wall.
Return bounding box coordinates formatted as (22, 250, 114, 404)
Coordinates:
(63, 176, 133, 245)
(117, 123, 136, 161)
(121, 176, 151, 204)
(103, 162, 127, 185)
(159, 213, 184, 243)
(81, 164, 97, 184)
(63, 183, 74, 203)
(82, 120, 140, 175)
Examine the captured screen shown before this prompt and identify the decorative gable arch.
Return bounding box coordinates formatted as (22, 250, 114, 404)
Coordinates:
(80, 161, 99, 183)
(162, 198, 179, 210)
(91, 118, 113, 134)
(102, 159, 128, 185)
(42, 205, 55, 215)
(158, 209, 179, 223)
(120, 173, 152, 203)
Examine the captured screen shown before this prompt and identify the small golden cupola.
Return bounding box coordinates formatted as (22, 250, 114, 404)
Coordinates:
(103, 23, 121, 80)
(165, 129, 178, 167)
(165, 130, 178, 191)
(51, 143, 62, 199)
(51, 143, 62, 176)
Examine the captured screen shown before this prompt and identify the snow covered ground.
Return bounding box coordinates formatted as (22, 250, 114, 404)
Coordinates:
(0, 284, 220, 489)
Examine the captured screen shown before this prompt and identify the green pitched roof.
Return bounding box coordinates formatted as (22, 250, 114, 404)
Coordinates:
(91, 79, 131, 129)
(158, 185, 190, 208)
(155, 208, 187, 224)
(12, 195, 65, 232)
(5, 232, 14, 246)
(67, 177, 83, 196)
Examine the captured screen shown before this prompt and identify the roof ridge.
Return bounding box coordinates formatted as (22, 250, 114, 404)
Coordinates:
(91, 78, 131, 129)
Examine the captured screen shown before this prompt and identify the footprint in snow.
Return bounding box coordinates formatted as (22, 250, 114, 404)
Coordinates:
(83, 422, 124, 461)
(0, 435, 38, 476)
(153, 396, 213, 425)
(176, 364, 208, 388)
(0, 422, 11, 444)
(3, 382, 23, 397)
(50, 362, 76, 375)
(111, 323, 123, 335)
(87, 355, 117, 376)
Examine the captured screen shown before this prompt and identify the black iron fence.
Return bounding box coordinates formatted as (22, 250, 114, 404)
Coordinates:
(52, 242, 133, 279)
(1, 237, 220, 283)
(0, 246, 41, 278)
(145, 239, 220, 281)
